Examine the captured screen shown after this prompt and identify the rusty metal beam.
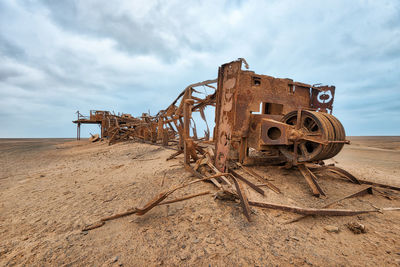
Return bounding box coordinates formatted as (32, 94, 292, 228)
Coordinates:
(232, 177, 252, 221)
(229, 169, 265, 196)
(286, 186, 373, 224)
(298, 164, 326, 197)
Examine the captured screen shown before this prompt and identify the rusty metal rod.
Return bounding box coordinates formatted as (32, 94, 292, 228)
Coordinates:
(248, 201, 378, 216)
(232, 177, 252, 222)
(229, 169, 265, 196)
(159, 191, 211, 205)
(82, 173, 227, 231)
(237, 163, 281, 193)
(286, 186, 373, 224)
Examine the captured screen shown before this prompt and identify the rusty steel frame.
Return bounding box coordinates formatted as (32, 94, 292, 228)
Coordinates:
(72, 58, 400, 228)
(213, 60, 344, 172)
(75, 59, 400, 229)
(72, 59, 352, 198)
(73, 59, 344, 167)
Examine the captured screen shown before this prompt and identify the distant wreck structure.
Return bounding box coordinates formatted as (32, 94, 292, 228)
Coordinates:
(74, 59, 400, 230)
(73, 110, 137, 141)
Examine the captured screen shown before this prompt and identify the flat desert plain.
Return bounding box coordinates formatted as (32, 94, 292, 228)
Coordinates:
(0, 137, 399, 266)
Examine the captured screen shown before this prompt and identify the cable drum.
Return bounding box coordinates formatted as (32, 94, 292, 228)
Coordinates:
(279, 110, 346, 162)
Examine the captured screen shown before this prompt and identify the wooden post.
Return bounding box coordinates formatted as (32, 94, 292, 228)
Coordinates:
(184, 99, 194, 166)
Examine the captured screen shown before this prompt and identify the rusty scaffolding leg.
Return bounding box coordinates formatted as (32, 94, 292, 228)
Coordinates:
(77, 122, 81, 140)
(184, 99, 194, 166)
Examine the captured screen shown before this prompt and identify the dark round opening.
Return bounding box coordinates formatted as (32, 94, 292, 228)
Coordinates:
(267, 127, 281, 140)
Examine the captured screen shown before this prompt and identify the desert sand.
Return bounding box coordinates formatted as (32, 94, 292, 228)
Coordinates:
(0, 137, 399, 266)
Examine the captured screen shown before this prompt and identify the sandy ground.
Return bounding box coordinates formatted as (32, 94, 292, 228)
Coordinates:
(0, 137, 399, 266)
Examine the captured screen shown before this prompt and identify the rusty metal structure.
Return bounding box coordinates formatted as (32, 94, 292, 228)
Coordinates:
(214, 60, 345, 170)
(75, 59, 400, 229)
(73, 110, 139, 141)
(74, 59, 349, 197)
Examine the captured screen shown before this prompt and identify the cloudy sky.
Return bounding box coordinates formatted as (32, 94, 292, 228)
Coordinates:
(0, 0, 399, 137)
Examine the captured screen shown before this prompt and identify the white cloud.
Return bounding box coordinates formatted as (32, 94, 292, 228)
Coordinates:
(0, 0, 399, 137)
